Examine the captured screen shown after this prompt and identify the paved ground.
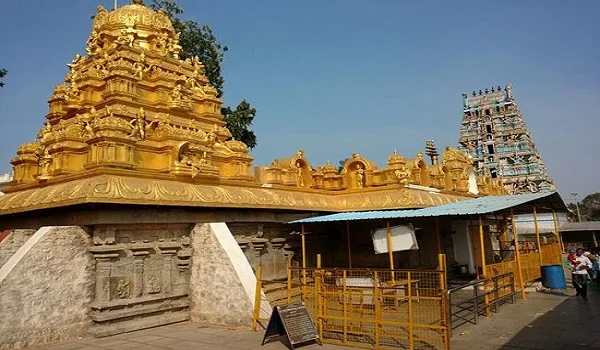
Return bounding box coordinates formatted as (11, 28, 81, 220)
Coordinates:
(26, 277, 599, 350)
(26, 322, 353, 350)
(451, 277, 599, 350)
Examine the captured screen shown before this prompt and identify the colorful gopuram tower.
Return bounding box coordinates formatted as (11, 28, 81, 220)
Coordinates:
(458, 85, 555, 194)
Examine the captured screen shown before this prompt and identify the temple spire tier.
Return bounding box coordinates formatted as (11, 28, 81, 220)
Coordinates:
(9, 1, 253, 187)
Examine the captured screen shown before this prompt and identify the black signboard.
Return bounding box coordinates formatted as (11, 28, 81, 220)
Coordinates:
(261, 302, 320, 349)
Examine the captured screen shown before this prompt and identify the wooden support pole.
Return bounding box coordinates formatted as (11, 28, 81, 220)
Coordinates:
(374, 271, 381, 348)
(407, 271, 414, 349)
(346, 221, 353, 268)
(478, 216, 487, 277)
(552, 210, 564, 255)
(301, 224, 307, 301)
(435, 217, 442, 254)
(511, 209, 527, 300)
(478, 216, 490, 316)
(252, 265, 263, 331)
(301, 224, 307, 269)
(286, 256, 292, 303)
(315, 254, 323, 339)
(533, 206, 543, 266)
(386, 221, 395, 283)
(438, 254, 450, 350)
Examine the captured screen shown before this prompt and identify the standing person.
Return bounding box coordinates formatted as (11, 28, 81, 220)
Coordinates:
(591, 249, 600, 284)
(571, 248, 593, 300)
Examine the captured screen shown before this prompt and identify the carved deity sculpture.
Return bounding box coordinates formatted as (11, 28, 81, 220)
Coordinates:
(192, 56, 203, 76)
(37, 122, 52, 142)
(129, 107, 150, 140)
(394, 165, 410, 185)
(170, 83, 183, 104)
(296, 161, 304, 187)
(86, 30, 101, 55)
(37, 147, 52, 179)
(356, 163, 365, 189)
(179, 151, 208, 178)
(462, 93, 469, 109)
(77, 115, 95, 140)
(416, 152, 424, 162)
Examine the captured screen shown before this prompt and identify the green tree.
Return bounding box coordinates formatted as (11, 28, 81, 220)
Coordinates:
(221, 100, 257, 149)
(0, 68, 7, 87)
(338, 158, 349, 172)
(580, 193, 600, 221)
(150, 1, 258, 148)
(568, 193, 600, 222)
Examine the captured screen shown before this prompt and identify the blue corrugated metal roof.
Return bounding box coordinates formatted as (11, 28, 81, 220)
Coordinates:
(290, 191, 562, 224)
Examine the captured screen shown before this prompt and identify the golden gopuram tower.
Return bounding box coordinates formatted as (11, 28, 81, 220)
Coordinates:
(0, 2, 505, 345)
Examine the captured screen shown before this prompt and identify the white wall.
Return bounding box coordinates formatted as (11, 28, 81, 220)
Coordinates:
(451, 220, 475, 274)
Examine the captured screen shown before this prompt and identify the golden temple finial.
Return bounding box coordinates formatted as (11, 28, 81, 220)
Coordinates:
(132, 0, 144, 5)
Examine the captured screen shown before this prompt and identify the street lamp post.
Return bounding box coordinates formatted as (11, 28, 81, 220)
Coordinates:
(570, 192, 582, 222)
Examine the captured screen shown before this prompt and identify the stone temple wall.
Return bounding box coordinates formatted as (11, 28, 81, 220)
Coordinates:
(228, 223, 295, 281)
(0, 226, 94, 350)
(0, 229, 36, 268)
(0, 221, 268, 348)
(190, 223, 260, 326)
(88, 224, 193, 336)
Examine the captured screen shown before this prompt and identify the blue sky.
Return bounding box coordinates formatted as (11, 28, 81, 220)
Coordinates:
(0, 0, 598, 200)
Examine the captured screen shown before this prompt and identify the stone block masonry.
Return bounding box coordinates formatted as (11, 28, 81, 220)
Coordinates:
(0, 229, 36, 268)
(190, 223, 270, 327)
(0, 226, 94, 350)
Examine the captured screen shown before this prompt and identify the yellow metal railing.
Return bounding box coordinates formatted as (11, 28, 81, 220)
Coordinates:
(485, 242, 562, 287)
(285, 261, 449, 349)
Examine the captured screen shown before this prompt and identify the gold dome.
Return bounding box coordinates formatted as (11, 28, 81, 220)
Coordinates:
(322, 161, 338, 173)
(387, 149, 405, 165)
(92, 1, 175, 36)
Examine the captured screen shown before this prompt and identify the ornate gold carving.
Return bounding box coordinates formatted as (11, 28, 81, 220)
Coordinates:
(356, 163, 365, 188)
(37, 150, 51, 178)
(129, 107, 154, 140)
(0, 174, 470, 214)
(394, 165, 411, 185)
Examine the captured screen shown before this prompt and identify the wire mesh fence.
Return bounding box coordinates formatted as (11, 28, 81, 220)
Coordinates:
(288, 266, 449, 349)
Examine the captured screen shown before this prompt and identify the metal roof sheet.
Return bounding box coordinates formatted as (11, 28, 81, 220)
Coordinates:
(290, 191, 564, 224)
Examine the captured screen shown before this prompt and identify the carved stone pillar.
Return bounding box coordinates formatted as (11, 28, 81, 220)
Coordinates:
(95, 258, 112, 303)
(89, 248, 120, 304)
(158, 242, 179, 295)
(130, 246, 150, 298)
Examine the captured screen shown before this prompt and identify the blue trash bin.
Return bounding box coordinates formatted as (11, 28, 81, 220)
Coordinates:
(541, 265, 567, 289)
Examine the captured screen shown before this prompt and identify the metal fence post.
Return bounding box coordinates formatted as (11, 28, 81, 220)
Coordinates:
(447, 290, 453, 337)
(473, 282, 479, 325)
(408, 271, 414, 350)
(510, 272, 516, 304)
(493, 277, 499, 313)
(374, 271, 381, 348)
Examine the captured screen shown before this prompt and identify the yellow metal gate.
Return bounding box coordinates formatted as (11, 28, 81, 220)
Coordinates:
(288, 267, 450, 349)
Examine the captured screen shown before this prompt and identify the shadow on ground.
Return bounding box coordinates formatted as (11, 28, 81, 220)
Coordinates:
(451, 280, 599, 350)
(502, 288, 599, 350)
